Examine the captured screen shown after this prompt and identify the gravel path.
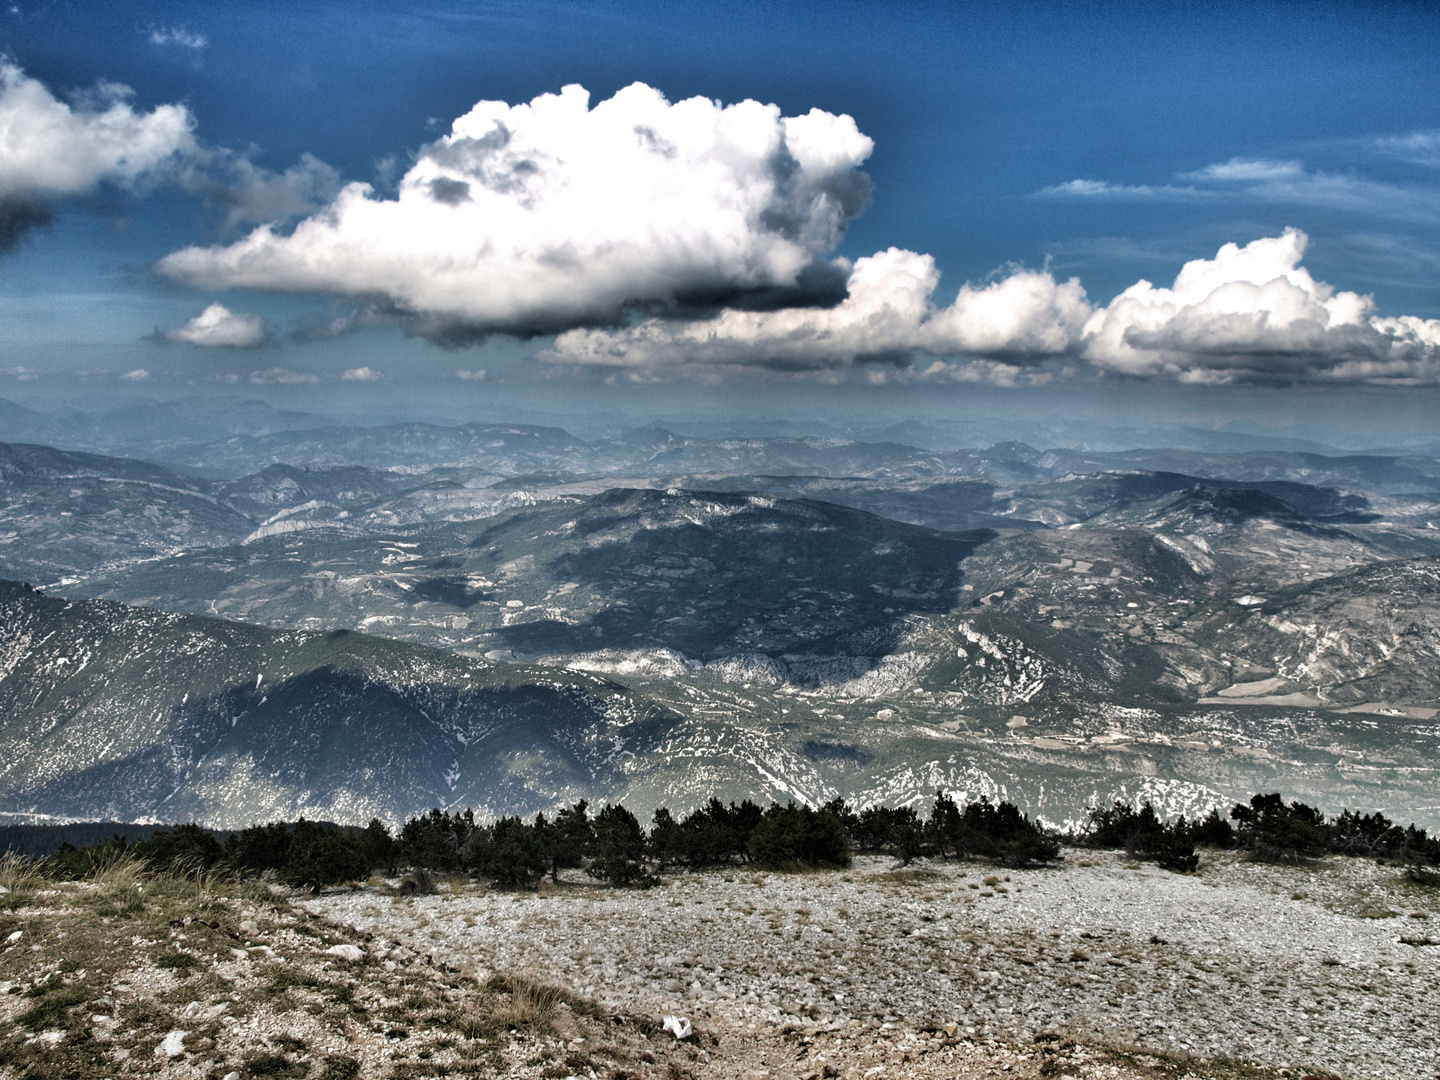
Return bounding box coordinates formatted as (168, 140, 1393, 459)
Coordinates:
(307, 851, 1440, 1080)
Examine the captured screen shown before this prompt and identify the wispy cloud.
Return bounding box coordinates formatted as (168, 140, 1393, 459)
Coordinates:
(249, 367, 317, 385)
(1200, 158, 1440, 224)
(1374, 130, 1440, 168)
(342, 366, 379, 381)
(1037, 178, 1201, 199)
(1042, 156, 1440, 225)
(1180, 158, 1304, 182)
(150, 27, 207, 50)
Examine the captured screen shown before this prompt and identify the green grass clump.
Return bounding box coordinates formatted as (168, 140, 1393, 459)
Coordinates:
(265, 967, 324, 999)
(155, 949, 199, 971)
(243, 1051, 308, 1078)
(16, 985, 89, 1030)
(318, 1056, 362, 1080)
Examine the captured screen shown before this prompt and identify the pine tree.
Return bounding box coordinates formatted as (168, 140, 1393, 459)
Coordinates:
(587, 804, 653, 887)
(475, 816, 547, 889)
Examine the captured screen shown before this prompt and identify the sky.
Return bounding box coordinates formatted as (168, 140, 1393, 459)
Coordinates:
(1, 0, 1439, 446)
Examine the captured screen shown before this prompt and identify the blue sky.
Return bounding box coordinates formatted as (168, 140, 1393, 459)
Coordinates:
(2, 0, 1439, 441)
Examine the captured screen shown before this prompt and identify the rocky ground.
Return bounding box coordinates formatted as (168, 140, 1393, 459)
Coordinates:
(0, 855, 1295, 1080)
(307, 851, 1440, 1080)
(0, 858, 716, 1080)
(1, 850, 1433, 1079)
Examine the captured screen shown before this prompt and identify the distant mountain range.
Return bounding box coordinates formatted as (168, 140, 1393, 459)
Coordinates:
(0, 580, 678, 827)
(7, 394, 1440, 483)
(3, 425, 1440, 829)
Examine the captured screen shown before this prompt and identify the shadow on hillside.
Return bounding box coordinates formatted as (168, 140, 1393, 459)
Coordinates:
(8, 664, 678, 824)
(484, 488, 994, 664)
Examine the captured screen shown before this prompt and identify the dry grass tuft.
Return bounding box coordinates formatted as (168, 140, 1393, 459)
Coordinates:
(88, 849, 146, 889)
(877, 867, 941, 885)
(0, 852, 46, 907)
(484, 971, 574, 1030)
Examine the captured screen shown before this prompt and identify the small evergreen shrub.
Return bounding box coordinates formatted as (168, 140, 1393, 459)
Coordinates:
(857, 805, 925, 863)
(539, 800, 592, 882)
(34, 787, 1439, 896)
(399, 808, 476, 872)
(587, 804, 654, 887)
(747, 802, 851, 869)
(1080, 801, 1198, 872)
(131, 823, 226, 871)
(1231, 794, 1331, 862)
(1189, 808, 1235, 849)
(646, 798, 764, 868)
(473, 816, 547, 890)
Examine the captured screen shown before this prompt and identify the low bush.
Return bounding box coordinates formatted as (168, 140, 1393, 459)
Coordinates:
(225, 817, 393, 890)
(46, 835, 131, 879)
(396, 867, 438, 896)
(132, 822, 227, 871)
(1080, 801, 1197, 872)
(649, 798, 762, 868)
(1231, 794, 1331, 862)
(483, 971, 574, 1032)
(944, 796, 1062, 867)
(747, 802, 851, 869)
(1189, 808, 1235, 849)
(1077, 792, 1440, 876)
(856, 805, 925, 863)
(472, 816, 547, 890)
(539, 800, 593, 882)
(399, 809, 474, 872)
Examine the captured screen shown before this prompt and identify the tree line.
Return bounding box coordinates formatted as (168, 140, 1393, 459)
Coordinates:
(1079, 793, 1440, 876)
(34, 791, 1440, 892)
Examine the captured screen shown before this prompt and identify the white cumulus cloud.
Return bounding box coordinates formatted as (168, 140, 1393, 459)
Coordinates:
(921, 266, 1092, 356)
(161, 303, 268, 347)
(545, 229, 1440, 384)
(144, 78, 1440, 387)
(156, 82, 875, 342)
(1079, 229, 1440, 383)
(342, 366, 379, 381)
(540, 248, 1089, 376)
(0, 62, 194, 247)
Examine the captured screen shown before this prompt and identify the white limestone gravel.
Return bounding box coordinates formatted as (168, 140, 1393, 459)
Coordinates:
(306, 850, 1440, 1080)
